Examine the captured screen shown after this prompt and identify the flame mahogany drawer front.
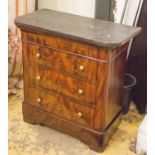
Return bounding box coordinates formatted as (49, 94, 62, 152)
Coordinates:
(28, 65, 96, 104)
(27, 43, 98, 82)
(15, 9, 141, 152)
(25, 31, 98, 58)
(25, 87, 95, 127)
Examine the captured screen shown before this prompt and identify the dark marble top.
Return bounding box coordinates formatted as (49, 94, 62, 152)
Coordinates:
(15, 9, 141, 47)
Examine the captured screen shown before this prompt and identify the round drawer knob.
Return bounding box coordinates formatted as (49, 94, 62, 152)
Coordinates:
(36, 76, 41, 80)
(78, 89, 84, 95)
(37, 98, 41, 103)
(79, 65, 84, 71)
(36, 53, 40, 58)
(77, 112, 83, 117)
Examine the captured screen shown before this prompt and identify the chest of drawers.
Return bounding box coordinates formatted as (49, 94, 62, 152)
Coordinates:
(15, 9, 141, 152)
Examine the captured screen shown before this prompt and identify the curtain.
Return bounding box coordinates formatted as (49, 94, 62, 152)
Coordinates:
(8, 0, 35, 95)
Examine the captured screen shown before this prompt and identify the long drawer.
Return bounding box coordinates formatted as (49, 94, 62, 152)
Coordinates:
(23, 31, 98, 58)
(27, 43, 98, 81)
(24, 86, 95, 127)
(28, 65, 96, 104)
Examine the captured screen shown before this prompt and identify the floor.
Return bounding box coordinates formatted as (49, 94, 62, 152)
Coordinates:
(8, 89, 144, 155)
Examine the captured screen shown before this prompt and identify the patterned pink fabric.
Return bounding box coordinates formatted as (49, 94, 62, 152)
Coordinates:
(8, 29, 23, 95)
(8, 0, 35, 95)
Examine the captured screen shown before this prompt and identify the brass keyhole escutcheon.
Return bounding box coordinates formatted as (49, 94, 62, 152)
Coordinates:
(59, 59, 62, 65)
(58, 104, 62, 111)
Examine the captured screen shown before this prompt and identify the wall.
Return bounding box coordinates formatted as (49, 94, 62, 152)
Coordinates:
(9, 0, 35, 32)
(38, 0, 95, 18)
(38, 0, 57, 10)
(9, 0, 16, 31)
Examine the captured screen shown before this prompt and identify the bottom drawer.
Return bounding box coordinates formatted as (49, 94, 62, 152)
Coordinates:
(24, 86, 95, 128)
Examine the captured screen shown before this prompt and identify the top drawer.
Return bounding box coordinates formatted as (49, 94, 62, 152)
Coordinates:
(22, 31, 98, 58)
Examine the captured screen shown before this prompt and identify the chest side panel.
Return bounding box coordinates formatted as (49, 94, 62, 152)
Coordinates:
(104, 44, 128, 128)
(94, 43, 129, 131)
